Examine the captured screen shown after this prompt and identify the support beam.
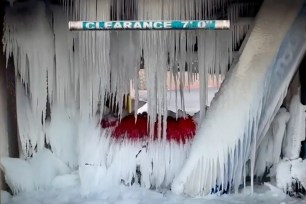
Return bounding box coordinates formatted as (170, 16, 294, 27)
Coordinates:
(234, 17, 254, 26)
(299, 53, 306, 105)
(0, 5, 19, 160)
(0, 0, 7, 156)
(0, 1, 8, 193)
(0, 2, 20, 193)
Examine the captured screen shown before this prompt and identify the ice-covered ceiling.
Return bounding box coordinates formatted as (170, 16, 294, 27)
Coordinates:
(1, 0, 264, 157)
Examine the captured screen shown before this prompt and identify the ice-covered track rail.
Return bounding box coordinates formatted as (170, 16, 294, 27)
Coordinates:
(172, 0, 306, 197)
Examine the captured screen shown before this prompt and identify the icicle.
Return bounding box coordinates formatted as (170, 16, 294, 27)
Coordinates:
(52, 5, 76, 107)
(138, 0, 168, 139)
(72, 0, 112, 119)
(109, 30, 140, 119)
(198, 31, 208, 122)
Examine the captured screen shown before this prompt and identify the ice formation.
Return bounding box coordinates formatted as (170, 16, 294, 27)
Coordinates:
(0, 190, 12, 204)
(2, 0, 306, 198)
(283, 94, 306, 160)
(45, 104, 79, 169)
(275, 158, 306, 194)
(3, 1, 54, 122)
(254, 108, 290, 179)
(16, 79, 45, 158)
(172, 0, 306, 196)
(61, 0, 234, 137)
(276, 159, 292, 192)
(290, 159, 306, 190)
(0, 157, 35, 194)
(51, 172, 80, 189)
(2, 0, 234, 192)
(0, 149, 70, 194)
(2, 0, 248, 162)
(78, 118, 192, 195)
(3, 2, 54, 158)
(271, 109, 291, 165)
(274, 94, 306, 194)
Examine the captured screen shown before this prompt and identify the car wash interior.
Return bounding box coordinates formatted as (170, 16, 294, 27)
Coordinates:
(0, 0, 306, 202)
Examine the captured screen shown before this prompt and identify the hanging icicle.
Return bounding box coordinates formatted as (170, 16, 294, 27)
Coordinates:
(52, 5, 76, 107)
(138, 0, 167, 139)
(75, 0, 112, 119)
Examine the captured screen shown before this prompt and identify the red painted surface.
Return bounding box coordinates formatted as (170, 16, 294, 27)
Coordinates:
(101, 113, 197, 143)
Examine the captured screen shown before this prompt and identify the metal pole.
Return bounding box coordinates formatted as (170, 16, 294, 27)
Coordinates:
(69, 20, 230, 31)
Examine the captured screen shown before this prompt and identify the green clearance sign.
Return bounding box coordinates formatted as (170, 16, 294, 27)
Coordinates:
(68, 20, 230, 31)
